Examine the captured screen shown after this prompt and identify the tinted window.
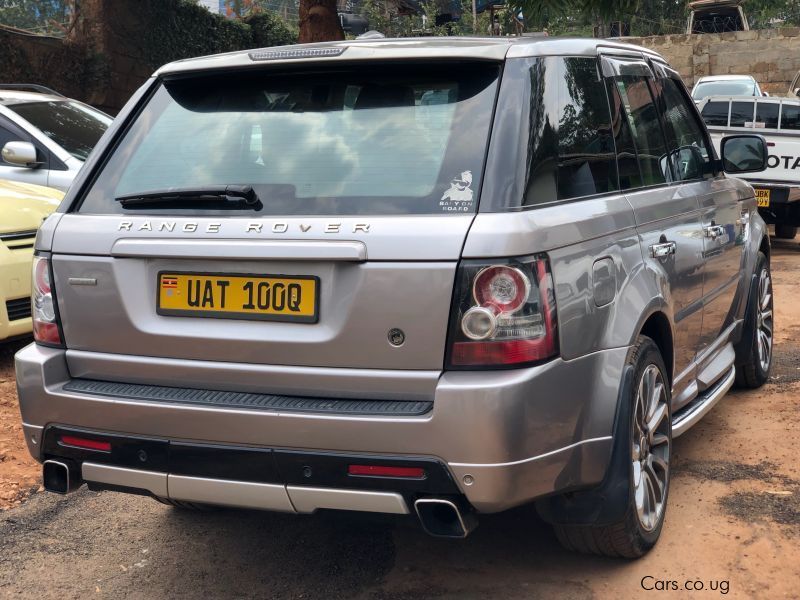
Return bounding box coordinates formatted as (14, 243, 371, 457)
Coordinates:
(781, 103, 800, 130)
(79, 64, 499, 216)
(606, 79, 641, 190)
(754, 102, 779, 129)
(701, 101, 729, 126)
(656, 77, 712, 181)
(7, 100, 110, 161)
(730, 101, 755, 127)
(520, 57, 617, 205)
(614, 77, 670, 187)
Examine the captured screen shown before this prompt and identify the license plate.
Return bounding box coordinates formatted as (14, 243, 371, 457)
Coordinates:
(157, 272, 319, 323)
(755, 188, 770, 207)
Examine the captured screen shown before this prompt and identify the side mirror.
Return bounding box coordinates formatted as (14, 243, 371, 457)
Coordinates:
(720, 134, 768, 174)
(1, 141, 41, 168)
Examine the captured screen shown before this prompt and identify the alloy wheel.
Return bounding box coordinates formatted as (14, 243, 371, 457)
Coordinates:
(756, 267, 774, 373)
(632, 364, 670, 532)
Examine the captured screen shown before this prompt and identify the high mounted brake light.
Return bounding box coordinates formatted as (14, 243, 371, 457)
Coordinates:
(446, 255, 558, 368)
(248, 47, 346, 61)
(32, 255, 64, 347)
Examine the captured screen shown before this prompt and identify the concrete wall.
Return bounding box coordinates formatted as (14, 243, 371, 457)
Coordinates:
(626, 28, 800, 95)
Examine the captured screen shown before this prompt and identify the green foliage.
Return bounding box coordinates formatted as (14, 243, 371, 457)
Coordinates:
(140, 0, 296, 71)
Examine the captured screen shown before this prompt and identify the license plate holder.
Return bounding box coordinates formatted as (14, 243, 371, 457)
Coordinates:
(157, 272, 319, 323)
(755, 188, 770, 207)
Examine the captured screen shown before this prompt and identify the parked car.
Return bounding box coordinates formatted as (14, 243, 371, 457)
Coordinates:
(16, 38, 772, 559)
(698, 95, 800, 239)
(687, 0, 749, 34)
(0, 178, 62, 342)
(692, 75, 764, 102)
(0, 85, 112, 192)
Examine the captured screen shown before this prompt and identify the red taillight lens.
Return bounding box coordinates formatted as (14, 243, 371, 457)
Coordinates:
(447, 255, 558, 368)
(59, 435, 111, 452)
(32, 255, 63, 347)
(348, 465, 425, 479)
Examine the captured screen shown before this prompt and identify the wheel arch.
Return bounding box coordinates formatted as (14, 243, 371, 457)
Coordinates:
(637, 311, 674, 386)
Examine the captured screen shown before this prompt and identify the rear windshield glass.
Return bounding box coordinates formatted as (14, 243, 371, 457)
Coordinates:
(781, 103, 800, 130)
(755, 102, 779, 128)
(8, 100, 111, 161)
(77, 64, 499, 216)
(730, 101, 755, 127)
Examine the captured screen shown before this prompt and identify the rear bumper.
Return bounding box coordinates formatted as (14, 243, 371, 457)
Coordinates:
(16, 343, 627, 513)
(750, 182, 800, 226)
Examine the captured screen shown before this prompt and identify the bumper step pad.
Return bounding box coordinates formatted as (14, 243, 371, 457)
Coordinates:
(63, 378, 432, 416)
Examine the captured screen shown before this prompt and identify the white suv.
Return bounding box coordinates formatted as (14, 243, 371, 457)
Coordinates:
(0, 85, 112, 192)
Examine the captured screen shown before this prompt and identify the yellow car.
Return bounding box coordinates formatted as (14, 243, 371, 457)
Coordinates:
(1, 179, 62, 342)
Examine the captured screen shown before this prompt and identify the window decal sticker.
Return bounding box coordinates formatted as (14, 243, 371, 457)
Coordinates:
(440, 170, 474, 212)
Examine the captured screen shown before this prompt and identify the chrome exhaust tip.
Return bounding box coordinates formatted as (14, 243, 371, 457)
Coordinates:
(42, 460, 81, 494)
(414, 498, 477, 538)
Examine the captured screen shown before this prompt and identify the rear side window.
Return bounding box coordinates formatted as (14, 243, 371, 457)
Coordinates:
(780, 104, 800, 130)
(730, 101, 755, 127)
(755, 102, 779, 129)
(700, 101, 729, 126)
(480, 56, 617, 211)
(614, 76, 670, 187)
(78, 63, 499, 216)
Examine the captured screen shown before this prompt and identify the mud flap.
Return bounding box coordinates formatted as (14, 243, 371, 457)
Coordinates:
(535, 362, 635, 526)
(734, 270, 760, 367)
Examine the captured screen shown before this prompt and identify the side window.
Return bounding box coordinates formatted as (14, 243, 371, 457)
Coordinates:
(613, 76, 670, 187)
(730, 100, 755, 127)
(522, 56, 618, 205)
(656, 76, 712, 181)
(780, 103, 800, 130)
(700, 101, 729, 126)
(606, 79, 642, 190)
(755, 102, 779, 129)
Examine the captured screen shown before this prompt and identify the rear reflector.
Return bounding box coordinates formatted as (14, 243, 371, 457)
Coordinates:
(348, 464, 425, 479)
(59, 435, 111, 452)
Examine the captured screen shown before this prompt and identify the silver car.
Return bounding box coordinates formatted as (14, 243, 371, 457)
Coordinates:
(0, 85, 112, 192)
(15, 38, 773, 558)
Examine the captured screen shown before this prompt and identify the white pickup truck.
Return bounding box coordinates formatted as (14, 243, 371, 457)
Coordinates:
(698, 95, 800, 238)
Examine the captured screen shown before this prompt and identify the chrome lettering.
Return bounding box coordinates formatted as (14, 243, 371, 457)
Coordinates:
(300, 224, 312, 232)
(183, 223, 198, 233)
(272, 222, 289, 233)
(139, 222, 152, 231)
(158, 222, 175, 232)
(325, 223, 341, 234)
(353, 223, 370, 233)
(119, 221, 133, 231)
(247, 223, 263, 233)
(207, 223, 221, 233)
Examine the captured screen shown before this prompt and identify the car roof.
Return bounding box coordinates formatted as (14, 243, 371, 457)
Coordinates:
(154, 37, 666, 77)
(0, 89, 64, 105)
(695, 75, 756, 83)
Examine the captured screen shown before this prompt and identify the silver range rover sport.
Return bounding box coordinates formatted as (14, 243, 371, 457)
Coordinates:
(16, 37, 774, 558)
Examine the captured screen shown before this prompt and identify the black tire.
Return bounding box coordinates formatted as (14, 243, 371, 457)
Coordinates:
(774, 225, 796, 240)
(735, 251, 773, 389)
(553, 336, 672, 558)
(154, 497, 216, 511)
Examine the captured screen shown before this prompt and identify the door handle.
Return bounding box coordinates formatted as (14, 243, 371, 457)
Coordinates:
(704, 225, 725, 240)
(649, 241, 677, 259)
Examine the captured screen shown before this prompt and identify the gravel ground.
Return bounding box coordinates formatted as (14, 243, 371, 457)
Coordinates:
(1, 243, 799, 599)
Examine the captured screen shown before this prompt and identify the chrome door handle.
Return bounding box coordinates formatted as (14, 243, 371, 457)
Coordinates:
(649, 241, 677, 259)
(704, 225, 725, 240)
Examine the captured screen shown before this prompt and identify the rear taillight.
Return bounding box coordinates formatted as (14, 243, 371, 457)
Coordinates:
(446, 255, 558, 368)
(32, 255, 63, 347)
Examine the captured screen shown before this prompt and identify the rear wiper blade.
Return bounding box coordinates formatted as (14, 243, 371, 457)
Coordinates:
(115, 185, 262, 210)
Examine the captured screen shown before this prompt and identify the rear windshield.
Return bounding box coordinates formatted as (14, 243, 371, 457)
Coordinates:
(77, 63, 500, 216)
(8, 100, 111, 161)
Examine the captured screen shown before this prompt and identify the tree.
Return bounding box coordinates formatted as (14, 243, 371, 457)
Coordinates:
(298, 0, 344, 42)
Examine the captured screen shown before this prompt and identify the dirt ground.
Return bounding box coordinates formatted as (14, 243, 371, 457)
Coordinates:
(0, 243, 798, 599)
(0, 338, 39, 511)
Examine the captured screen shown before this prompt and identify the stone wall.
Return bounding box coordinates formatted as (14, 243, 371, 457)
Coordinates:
(626, 28, 800, 95)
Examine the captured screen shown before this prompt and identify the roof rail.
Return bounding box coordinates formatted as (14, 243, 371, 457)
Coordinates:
(0, 84, 64, 97)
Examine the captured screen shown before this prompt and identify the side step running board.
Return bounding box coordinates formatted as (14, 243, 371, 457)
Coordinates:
(671, 366, 735, 438)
